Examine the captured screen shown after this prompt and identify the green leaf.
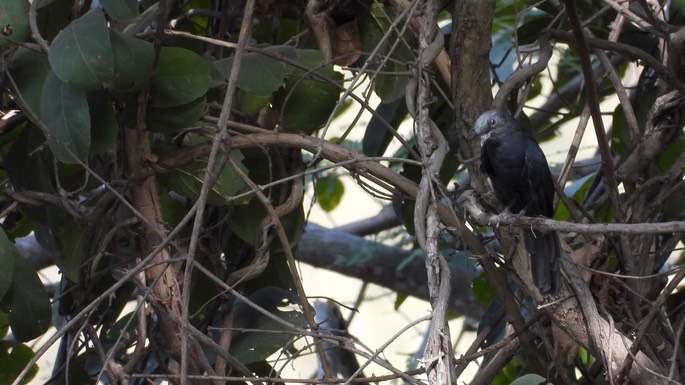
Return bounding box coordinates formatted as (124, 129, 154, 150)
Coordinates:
(228, 199, 304, 249)
(315, 175, 345, 212)
(40, 71, 91, 163)
(472, 272, 495, 306)
(359, 3, 412, 102)
(109, 29, 154, 93)
(0, 0, 30, 46)
(363, 98, 407, 156)
(0, 313, 8, 339)
(230, 287, 305, 364)
(214, 46, 297, 94)
(394, 293, 408, 310)
(27, 213, 84, 284)
(157, 149, 248, 206)
(48, 8, 114, 89)
(147, 96, 206, 133)
(238, 91, 272, 116)
(516, 15, 553, 45)
(0, 341, 38, 384)
(88, 90, 118, 154)
(4, 212, 36, 240)
(150, 47, 211, 108)
(4, 124, 55, 196)
(0, 231, 16, 303)
(8, 46, 51, 115)
(100, 0, 138, 21)
(273, 49, 343, 134)
(0, 237, 51, 341)
(123, 2, 158, 35)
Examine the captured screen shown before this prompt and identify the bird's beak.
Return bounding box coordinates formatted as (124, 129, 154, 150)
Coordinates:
(478, 130, 491, 145)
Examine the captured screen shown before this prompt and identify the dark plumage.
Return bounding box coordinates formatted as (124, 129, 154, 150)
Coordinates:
(474, 109, 561, 295)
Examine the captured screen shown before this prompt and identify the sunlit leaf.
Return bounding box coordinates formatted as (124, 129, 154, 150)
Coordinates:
(315, 175, 345, 212)
(394, 293, 408, 310)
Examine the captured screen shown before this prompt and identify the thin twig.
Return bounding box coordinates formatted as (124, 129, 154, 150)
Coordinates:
(180, 0, 256, 382)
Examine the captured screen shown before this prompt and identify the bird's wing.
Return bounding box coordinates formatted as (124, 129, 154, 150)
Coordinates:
(480, 138, 497, 176)
(523, 138, 555, 217)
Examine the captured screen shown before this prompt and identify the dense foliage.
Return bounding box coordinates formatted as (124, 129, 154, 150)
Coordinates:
(1, 0, 685, 384)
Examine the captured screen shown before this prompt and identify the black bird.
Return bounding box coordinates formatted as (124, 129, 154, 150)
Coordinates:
(474, 109, 561, 295)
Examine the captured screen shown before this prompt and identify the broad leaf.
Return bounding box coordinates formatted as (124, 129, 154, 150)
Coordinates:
(88, 90, 118, 154)
(40, 71, 91, 163)
(147, 96, 206, 133)
(315, 174, 345, 212)
(47, 215, 85, 283)
(214, 46, 297, 95)
(150, 47, 211, 108)
(0, 313, 8, 339)
(239, 91, 272, 116)
(157, 149, 248, 205)
(359, 3, 413, 102)
(4, 124, 55, 197)
(0, 235, 51, 341)
(363, 98, 407, 156)
(48, 8, 114, 89)
(8, 46, 51, 115)
(229, 199, 304, 249)
(0, 0, 30, 46)
(109, 30, 154, 93)
(0, 231, 16, 303)
(123, 2, 158, 35)
(230, 287, 305, 364)
(0, 341, 38, 384)
(100, 0, 138, 21)
(273, 49, 343, 134)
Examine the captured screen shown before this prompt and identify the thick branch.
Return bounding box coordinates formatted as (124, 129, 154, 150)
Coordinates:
(461, 190, 685, 234)
(297, 223, 483, 318)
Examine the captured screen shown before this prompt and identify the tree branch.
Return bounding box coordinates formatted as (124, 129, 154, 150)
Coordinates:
(461, 190, 685, 234)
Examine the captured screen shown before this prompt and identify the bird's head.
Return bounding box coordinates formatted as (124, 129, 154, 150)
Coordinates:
(473, 109, 515, 144)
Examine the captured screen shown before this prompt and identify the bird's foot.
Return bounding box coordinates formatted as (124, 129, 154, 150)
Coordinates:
(506, 207, 528, 224)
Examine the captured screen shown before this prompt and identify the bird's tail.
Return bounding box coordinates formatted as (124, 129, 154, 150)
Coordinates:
(524, 230, 561, 295)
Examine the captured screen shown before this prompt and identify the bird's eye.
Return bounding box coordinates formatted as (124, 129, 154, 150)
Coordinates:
(488, 118, 496, 126)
